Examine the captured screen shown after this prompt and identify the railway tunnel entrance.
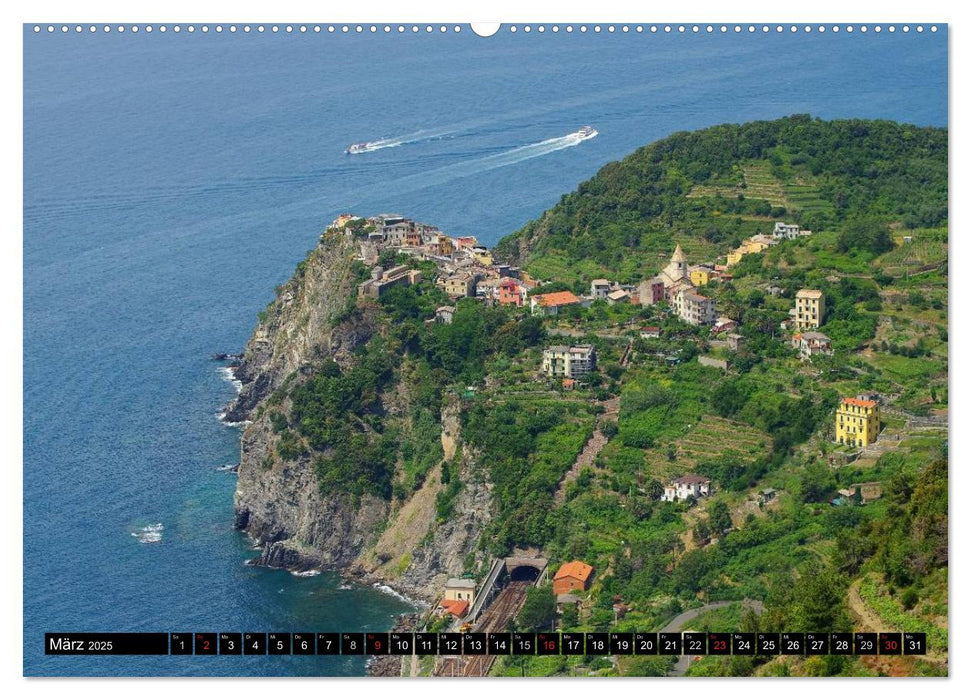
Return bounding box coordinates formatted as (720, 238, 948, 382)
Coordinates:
(508, 565, 541, 582)
(503, 556, 548, 583)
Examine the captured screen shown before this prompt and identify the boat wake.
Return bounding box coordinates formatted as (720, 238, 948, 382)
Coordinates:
(131, 522, 164, 544)
(466, 126, 598, 171)
(346, 128, 454, 154)
(383, 126, 598, 194)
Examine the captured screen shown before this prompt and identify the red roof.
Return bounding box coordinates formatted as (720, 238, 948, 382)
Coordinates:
(439, 599, 469, 617)
(535, 291, 581, 307)
(842, 397, 877, 408)
(553, 560, 594, 583)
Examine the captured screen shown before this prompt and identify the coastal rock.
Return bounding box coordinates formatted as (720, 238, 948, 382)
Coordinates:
(234, 410, 390, 570)
(230, 228, 493, 605)
(353, 399, 493, 603)
(222, 229, 374, 424)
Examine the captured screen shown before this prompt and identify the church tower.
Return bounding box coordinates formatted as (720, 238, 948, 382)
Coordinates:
(670, 244, 687, 279)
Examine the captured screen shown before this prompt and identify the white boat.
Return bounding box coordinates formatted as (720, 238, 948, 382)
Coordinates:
(346, 142, 372, 154)
(577, 125, 598, 140)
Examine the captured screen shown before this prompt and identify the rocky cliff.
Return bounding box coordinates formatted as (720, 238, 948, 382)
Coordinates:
(223, 230, 374, 424)
(229, 227, 492, 605)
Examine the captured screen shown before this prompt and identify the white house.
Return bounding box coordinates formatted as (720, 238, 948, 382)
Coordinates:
(772, 222, 801, 240)
(792, 331, 833, 360)
(591, 279, 611, 300)
(661, 474, 712, 502)
(436, 306, 455, 324)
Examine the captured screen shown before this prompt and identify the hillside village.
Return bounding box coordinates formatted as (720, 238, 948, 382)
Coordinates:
(325, 203, 945, 673)
(240, 119, 947, 678)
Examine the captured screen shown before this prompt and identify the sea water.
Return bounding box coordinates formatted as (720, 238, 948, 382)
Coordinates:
(23, 26, 947, 675)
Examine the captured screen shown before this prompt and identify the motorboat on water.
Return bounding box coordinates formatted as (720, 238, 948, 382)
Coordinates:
(577, 125, 598, 139)
(346, 142, 371, 154)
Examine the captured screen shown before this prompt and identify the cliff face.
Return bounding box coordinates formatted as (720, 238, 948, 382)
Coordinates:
(234, 407, 391, 570)
(229, 228, 492, 604)
(349, 399, 493, 602)
(223, 230, 374, 424)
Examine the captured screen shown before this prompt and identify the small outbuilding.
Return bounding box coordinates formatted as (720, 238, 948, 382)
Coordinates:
(444, 577, 476, 602)
(552, 560, 594, 595)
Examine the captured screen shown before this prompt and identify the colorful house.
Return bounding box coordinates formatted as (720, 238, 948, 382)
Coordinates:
(439, 599, 469, 618)
(471, 247, 493, 266)
(552, 560, 594, 595)
(793, 289, 825, 330)
(689, 264, 714, 287)
(835, 396, 881, 447)
(638, 277, 666, 306)
(444, 577, 476, 602)
(498, 277, 524, 307)
(530, 290, 582, 316)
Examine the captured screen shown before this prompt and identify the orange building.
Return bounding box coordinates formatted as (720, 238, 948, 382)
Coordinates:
(530, 290, 582, 316)
(552, 560, 594, 595)
(439, 599, 469, 618)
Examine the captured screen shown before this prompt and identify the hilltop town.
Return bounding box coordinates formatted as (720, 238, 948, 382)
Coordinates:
(227, 117, 947, 678)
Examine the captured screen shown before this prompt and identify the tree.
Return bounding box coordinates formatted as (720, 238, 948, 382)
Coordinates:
(693, 519, 711, 544)
(560, 602, 579, 629)
(518, 585, 557, 631)
(799, 461, 836, 503)
(837, 218, 895, 257)
(709, 500, 733, 534)
(711, 380, 750, 418)
(790, 563, 850, 632)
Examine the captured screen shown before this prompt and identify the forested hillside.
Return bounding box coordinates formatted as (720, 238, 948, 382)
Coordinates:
(495, 115, 946, 285)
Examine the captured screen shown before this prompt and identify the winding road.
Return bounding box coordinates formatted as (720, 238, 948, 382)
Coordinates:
(662, 599, 765, 676)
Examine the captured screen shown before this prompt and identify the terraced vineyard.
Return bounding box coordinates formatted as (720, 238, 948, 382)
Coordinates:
(783, 181, 834, 219)
(686, 161, 787, 208)
(876, 231, 948, 273)
(740, 162, 787, 207)
(643, 414, 771, 479)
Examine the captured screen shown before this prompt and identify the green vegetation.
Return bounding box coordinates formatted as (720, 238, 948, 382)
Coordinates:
(497, 116, 945, 284)
(258, 116, 946, 677)
(463, 397, 596, 550)
(517, 585, 558, 631)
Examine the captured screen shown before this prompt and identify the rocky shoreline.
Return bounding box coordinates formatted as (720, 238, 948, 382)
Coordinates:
(222, 227, 493, 644)
(365, 613, 422, 677)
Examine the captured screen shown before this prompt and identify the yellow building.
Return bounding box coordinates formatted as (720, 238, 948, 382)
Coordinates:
(689, 265, 713, 287)
(745, 236, 774, 254)
(794, 289, 825, 330)
(835, 397, 881, 447)
(726, 235, 778, 267)
(472, 248, 493, 266)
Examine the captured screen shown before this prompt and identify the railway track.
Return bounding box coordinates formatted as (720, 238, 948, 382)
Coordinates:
(434, 581, 530, 677)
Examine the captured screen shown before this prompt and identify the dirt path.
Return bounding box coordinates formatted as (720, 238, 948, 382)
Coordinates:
(554, 396, 620, 505)
(847, 577, 946, 670)
(847, 578, 889, 635)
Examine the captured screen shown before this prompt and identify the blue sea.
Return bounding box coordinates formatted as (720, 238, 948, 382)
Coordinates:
(23, 24, 947, 676)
